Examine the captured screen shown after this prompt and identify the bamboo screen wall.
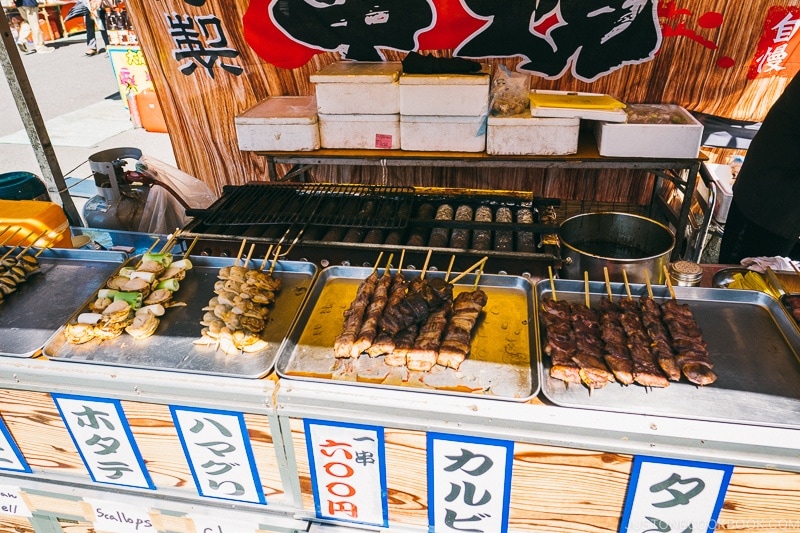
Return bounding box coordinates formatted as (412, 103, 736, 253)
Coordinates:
(125, 1, 800, 205)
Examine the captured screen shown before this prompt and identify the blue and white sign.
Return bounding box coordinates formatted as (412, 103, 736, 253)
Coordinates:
(305, 419, 388, 528)
(427, 432, 514, 533)
(170, 406, 265, 505)
(52, 394, 154, 490)
(0, 417, 31, 473)
(620, 455, 733, 533)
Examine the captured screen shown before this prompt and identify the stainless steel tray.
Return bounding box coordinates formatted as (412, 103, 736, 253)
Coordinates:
(44, 256, 317, 378)
(537, 279, 800, 429)
(0, 248, 128, 358)
(276, 266, 538, 401)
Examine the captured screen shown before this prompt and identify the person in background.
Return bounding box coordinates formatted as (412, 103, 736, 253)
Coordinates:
(718, 71, 800, 264)
(82, 0, 110, 55)
(9, 15, 31, 53)
(13, 0, 53, 53)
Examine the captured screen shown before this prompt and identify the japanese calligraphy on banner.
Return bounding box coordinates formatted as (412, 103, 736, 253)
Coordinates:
(170, 406, 266, 505)
(165, 9, 242, 78)
(620, 455, 733, 533)
(427, 432, 514, 533)
(107, 46, 153, 106)
(243, 0, 662, 82)
(748, 6, 800, 79)
(52, 394, 155, 490)
(0, 417, 31, 474)
(304, 419, 388, 528)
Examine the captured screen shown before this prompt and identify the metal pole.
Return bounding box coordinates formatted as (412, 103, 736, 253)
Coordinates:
(0, 12, 83, 226)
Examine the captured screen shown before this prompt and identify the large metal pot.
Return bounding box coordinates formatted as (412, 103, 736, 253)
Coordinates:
(559, 212, 675, 284)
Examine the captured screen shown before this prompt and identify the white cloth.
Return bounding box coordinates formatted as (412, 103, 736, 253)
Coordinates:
(740, 256, 800, 273)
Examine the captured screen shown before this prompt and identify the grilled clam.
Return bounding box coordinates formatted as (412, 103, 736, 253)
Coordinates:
(94, 320, 128, 341)
(102, 300, 132, 324)
(89, 297, 113, 313)
(64, 323, 97, 344)
(125, 309, 160, 339)
(144, 288, 172, 306)
(138, 260, 166, 275)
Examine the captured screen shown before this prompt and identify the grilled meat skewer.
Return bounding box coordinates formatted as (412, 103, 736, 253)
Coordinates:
(334, 271, 379, 358)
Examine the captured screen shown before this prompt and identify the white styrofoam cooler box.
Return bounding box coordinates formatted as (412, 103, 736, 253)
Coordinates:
(400, 115, 486, 152)
(318, 113, 400, 150)
(706, 162, 735, 223)
(399, 64, 491, 116)
(594, 104, 703, 158)
(310, 61, 401, 115)
(487, 114, 579, 155)
(235, 96, 319, 151)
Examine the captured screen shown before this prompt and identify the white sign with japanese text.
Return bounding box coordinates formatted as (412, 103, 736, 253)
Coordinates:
(0, 486, 31, 517)
(52, 394, 154, 490)
(0, 419, 31, 473)
(428, 432, 514, 533)
(86, 499, 155, 533)
(170, 406, 265, 505)
(304, 419, 387, 528)
(620, 455, 733, 533)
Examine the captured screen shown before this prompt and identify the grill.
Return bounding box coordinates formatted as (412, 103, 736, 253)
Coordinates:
(180, 183, 562, 277)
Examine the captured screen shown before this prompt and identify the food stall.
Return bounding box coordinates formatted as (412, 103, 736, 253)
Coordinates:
(1, 1, 800, 532)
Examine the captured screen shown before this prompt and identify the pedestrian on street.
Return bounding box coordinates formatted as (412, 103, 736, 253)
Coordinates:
(13, 0, 54, 54)
(82, 0, 110, 56)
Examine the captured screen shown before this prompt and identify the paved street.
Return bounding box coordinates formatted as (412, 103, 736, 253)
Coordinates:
(1, 32, 175, 208)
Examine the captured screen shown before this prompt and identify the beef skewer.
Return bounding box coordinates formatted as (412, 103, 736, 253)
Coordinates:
(352, 254, 394, 357)
(437, 262, 488, 370)
(599, 267, 635, 385)
(333, 252, 384, 358)
(569, 272, 615, 391)
(541, 265, 582, 385)
(619, 270, 670, 388)
(661, 266, 717, 386)
(640, 270, 681, 381)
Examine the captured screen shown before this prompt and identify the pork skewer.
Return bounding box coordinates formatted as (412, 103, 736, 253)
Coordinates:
(599, 267, 635, 385)
(369, 250, 409, 360)
(661, 266, 717, 386)
(640, 270, 681, 381)
(541, 266, 582, 385)
(569, 272, 615, 392)
(333, 252, 384, 358)
(352, 254, 394, 357)
(619, 270, 670, 388)
(437, 262, 488, 370)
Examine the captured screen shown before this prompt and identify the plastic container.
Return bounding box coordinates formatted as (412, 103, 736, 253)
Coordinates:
(487, 114, 579, 155)
(0, 199, 73, 248)
(235, 96, 320, 151)
(311, 61, 401, 115)
(318, 114, 400, 150)
(135, 89, 168, 133)
(400, 115, 486, 152)
(0, 172, 48, 201)
(399, 65, 491, 117)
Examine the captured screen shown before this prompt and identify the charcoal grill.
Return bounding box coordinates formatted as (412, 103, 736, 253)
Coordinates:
(180, 183, 562, 277)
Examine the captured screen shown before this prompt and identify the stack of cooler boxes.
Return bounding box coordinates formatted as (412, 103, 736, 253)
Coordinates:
(399, 65, 491, 152)
(234, 96, 320, 152)
(310, 62, 402, 150)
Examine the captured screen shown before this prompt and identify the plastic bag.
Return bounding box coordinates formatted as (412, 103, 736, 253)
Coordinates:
(490, 65, 530, 116)
(134, 155, 217, 234)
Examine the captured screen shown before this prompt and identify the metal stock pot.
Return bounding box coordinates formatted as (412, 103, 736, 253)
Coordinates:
(559, 212, 675, 284)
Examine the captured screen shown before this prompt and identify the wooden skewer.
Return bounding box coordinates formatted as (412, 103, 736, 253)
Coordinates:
(0, 227, 22, 249)
(449, 256, 488, 285)
(790, 260, 800, 280)
(244, 243, 256, 267)
(159, 229, 179, 254)
(0, 232, 28, 262)
(397, 249, 405, 273)
(34, 242, 52, 258)
(644, 269, 654, 299)
(622, 269, 633, 300)
(369, 251, 385, 276)
(584, 271, 590, 309)
(234, 239, 248, 266)
(548, 265, 557, 301)
(15, 230, 47, 259)
(259, 245, 275, 271)
(419, 249, 433, 280)
(384, 253, 394, 275)
(183, 235, 199, 258)
(268, 245, 282, 275)
(445, 254, 456, 282)
(603, 267, 613, 302)
(663, 265, 676, 300)
(473, 261, 484, 290)
(135, 237, 162, 268)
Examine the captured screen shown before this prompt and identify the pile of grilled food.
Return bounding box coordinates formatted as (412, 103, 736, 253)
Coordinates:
(541, 294, 716, 391)
(64, 252, 190, 344)
(334, 256, 488, 373)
